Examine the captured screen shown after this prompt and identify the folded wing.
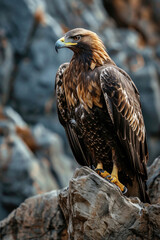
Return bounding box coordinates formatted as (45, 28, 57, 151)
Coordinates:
(100, 66, 149, 202)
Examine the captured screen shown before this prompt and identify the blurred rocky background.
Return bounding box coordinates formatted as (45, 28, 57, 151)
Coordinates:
(0, 0, 159, 221)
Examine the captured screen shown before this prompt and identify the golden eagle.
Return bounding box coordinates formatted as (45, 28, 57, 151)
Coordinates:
(55, 28, 149, 203)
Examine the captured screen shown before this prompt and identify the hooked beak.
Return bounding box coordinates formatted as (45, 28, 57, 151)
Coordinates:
(55, 37, 77, 52)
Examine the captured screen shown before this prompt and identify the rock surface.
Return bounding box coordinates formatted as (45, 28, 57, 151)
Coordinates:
(0, 157, 160, 240)
(147, 156, 160, 204)
(59, 167, 160, 240)
(0, 107, 74, 221)
(0, 0, 160, 225)
(0, 190, 68, 240)
(103, 0, 160, 46)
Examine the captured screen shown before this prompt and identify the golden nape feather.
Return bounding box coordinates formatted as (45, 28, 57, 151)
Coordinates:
(55, 28, 150, 203)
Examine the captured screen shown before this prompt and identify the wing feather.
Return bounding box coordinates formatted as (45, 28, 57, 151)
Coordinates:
(65, 123, 89, 166)
(55, 63, 88, 166)
(100, 66, 149, 202)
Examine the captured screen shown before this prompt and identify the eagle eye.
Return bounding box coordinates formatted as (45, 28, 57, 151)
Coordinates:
(72, 35, 81, 41)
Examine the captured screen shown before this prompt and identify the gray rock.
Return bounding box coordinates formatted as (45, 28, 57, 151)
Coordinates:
(0, 0, 35, 53)
(0, 107, 75, 220)
(32, 123, 75, 188)
(151, 0, 160, 22)
(4, 106, 27, 127)
(9, 17, 72, 124)
(59, 167, 160, 240)
(103, 0, 160, 45)
(104, 28, 140, 50)
(0, 0, 72, 125)
(0, 0, 46, 53)
(0, 190, 68, 240)
(0, 116, 59, 220)
(0, 132, 59, 219)
(147, 156, 160, 204)
(11, 22, 71, 121)
(0, 31, 13, 105)
(46, 0, 113, 31)
(156, 44, 160, 59)
(0, 156, 160, 240)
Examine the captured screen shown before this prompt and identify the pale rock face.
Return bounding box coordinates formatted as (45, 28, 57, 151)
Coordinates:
(0, 157, 160, 240)
(147, 156, 160, 204)
(59, 166, 160, 240)
(0, 190, 68, 240)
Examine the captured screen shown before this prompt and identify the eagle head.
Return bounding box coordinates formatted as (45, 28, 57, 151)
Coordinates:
(55, 28, 113, 68)
(55, 28, 104, 52)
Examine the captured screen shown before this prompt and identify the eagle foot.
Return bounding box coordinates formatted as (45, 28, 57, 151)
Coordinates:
(95, 169, 110, 178)
(105, 175, 127, 194)
(95, 163, 127, 194)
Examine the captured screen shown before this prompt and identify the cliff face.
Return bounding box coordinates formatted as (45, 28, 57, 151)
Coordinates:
(0, 107, 74, 221)
(0, 0, 160, 223)
(0, 190, 68, 240)
(0, 157, 159, 240)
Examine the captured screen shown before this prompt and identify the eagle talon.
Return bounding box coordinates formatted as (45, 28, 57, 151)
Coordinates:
(105, 175, 112, 180)
(109, 176, 127, 194)
(95, 168, 104, 174)
(95, 168, 104, 172)
(104, 175, 127, 194)
(95, 163, 127, 194)
(122, 186, 128, 194)
(95, 169, 111, 178)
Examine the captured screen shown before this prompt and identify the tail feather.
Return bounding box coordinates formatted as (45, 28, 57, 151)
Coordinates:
(126, 175, 150, 203)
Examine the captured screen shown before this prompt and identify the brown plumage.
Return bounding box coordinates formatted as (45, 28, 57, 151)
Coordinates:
(55, 28, 149, 203)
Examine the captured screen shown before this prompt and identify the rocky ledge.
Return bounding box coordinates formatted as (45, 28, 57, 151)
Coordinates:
(0, 157, 160, 240)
